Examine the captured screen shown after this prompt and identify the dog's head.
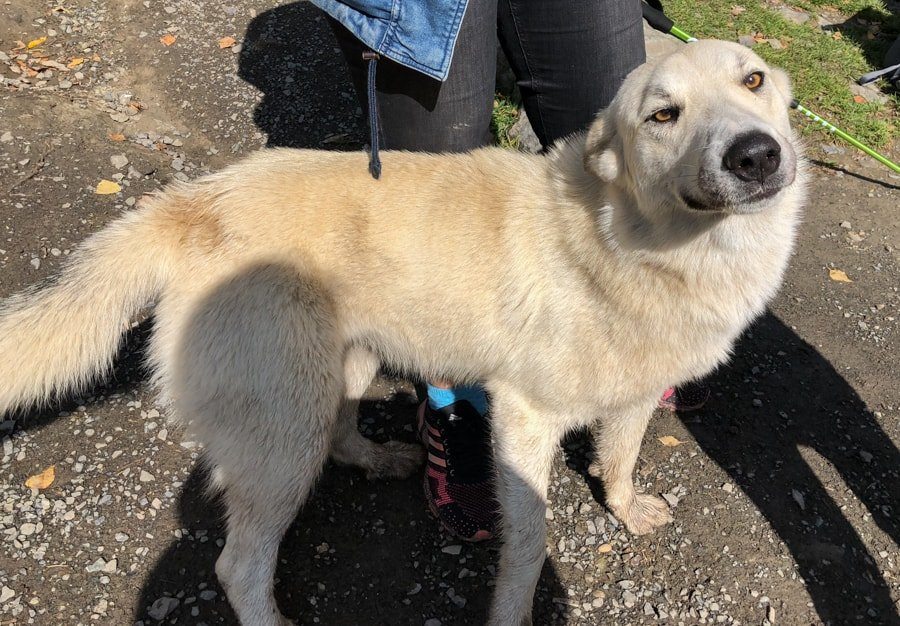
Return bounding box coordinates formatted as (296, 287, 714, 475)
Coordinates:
(584, 40, 800, 217)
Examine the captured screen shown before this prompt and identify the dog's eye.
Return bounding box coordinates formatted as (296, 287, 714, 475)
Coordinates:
(744, 71, 764, 91)
(650, 107, 679, 123)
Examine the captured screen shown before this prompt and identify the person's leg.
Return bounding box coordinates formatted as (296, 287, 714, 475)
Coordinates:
(497, 0, 646, 149)
(326, 0, 497, 152)
(326, 0, 500, 541)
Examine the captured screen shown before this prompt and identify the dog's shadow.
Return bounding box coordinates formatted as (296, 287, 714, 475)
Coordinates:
(566, 311, 900, 625)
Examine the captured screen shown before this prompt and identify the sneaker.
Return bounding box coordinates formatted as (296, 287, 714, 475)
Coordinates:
(658, 381, 710, 412)
(418, 400, 498, 542)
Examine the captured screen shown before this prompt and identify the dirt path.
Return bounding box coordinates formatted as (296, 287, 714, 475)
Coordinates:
(1, 1, 898, 625)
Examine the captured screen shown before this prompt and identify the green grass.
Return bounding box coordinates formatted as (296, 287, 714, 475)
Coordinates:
(491, 96, 521, 149)
(665, 0, 898, 148)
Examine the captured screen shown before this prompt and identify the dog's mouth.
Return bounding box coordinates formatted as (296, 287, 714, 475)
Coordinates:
(679, 184, 783, 213)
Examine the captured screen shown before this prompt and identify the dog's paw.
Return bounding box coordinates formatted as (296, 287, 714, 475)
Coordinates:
(615, 493, 673, 535)
(365, 441, 425, 480)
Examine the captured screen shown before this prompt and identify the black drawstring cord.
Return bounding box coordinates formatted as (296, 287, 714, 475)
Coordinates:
(363, 51, 382, 179)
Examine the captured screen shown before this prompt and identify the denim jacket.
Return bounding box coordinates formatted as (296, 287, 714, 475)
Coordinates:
(311, 0, 468, 80)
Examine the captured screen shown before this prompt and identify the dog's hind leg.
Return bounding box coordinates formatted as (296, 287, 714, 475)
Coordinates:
(171, 264, 342, 626)
(329, 346, 424, 480)
(588, 402, 673, 535)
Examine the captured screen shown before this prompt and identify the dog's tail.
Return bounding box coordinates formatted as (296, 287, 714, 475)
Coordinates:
(0, 194, 191, 414)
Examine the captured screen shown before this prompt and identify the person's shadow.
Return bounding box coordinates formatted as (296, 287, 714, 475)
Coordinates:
(684, 312, 899, 625)
(565, 311, 900, 625)
(236, 1, 365, 149)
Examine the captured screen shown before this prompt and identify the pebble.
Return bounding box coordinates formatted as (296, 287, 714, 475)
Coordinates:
(0, 586, 15, 603)
(139, 470, 155, 482)
(147, 596, 179, 620)
(441, 545, 461, 555)
(19, 523, 36, 536)
(424, 620, 441, 626)
(0, 131, 12, 143)
(110, 154, 129, 169)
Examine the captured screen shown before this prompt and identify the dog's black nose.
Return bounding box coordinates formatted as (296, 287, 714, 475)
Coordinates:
(722, 132, 781, 183)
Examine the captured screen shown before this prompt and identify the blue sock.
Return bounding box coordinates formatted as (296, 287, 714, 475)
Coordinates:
(426, 384, 488, 416)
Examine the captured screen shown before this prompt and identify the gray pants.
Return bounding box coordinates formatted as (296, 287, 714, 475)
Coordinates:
(329, 0, 646, 152)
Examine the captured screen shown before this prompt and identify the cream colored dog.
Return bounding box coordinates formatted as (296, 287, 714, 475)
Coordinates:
(0, 41, 804, 625)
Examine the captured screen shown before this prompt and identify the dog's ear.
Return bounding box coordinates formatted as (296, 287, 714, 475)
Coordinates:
(583, 112, 622, 182)
(768, 67, 794, 108)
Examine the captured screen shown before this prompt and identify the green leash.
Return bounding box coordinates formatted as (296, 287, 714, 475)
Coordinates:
(641, 2, 900, 175)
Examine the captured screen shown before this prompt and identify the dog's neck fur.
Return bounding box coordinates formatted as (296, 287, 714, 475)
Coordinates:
(527, 134, 805, 407)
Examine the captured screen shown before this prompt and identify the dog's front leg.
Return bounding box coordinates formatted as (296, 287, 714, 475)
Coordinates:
(589, 402, 673, 535)
(486, 384, 565, 626)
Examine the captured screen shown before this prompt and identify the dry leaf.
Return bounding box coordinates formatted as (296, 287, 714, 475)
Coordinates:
(829, 268, 852, 283)
(659, 435, 684, 447)
(731, 5, 746, 16)
(92, 53, 101, 62)
(108, 133, 126, 142)
(853, 94, 866, 104)
(67, 57, 85, 69)
(25, 465, 55, 490)
(95, 180, 122, 195)
(597, 543, 613, 553)
(160, 34, 177, 46)
(27, 36, 47, 49)
(832, 31, 843, 40)
(218, 36, 236, 49)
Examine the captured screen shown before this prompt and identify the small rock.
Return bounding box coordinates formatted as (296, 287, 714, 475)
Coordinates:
(424, 620, 441, 626)
(859, 450, 873, 463)
(662, 492, 680, 507)
(30, 258, 41, 270)
(110, 154, 129, 169)
(19, 523, 36, 536)
(86, 557, 108, 573)
(0, 586, 16, 603)
(441, 544, 462, 555)
(722, 483, 734, 494)
(110, 112, 130, 123)
(791, 489, 805, 510)
(738, 35, 756, 47)
(777, 6, 808, 24)
(643, 602, 656, 616)
(147, 596, 179, 620)
(199, 590, 216, 601)
(139, 470, 155, 482)
(840, 221, 852, 229)
(0, 131, 12, 143)
(622, 590, 637, 608)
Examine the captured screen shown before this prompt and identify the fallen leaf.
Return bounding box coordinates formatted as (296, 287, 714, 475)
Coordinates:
(218, 36, 236, 49)
(95, 180, 122, 195)
(853, 94, 866, 104)
(832, 31, 843, 40)
(659, 435, 684, 447)
(731, 5, 746, 16)
(67, 57, 85, 68)
(25, 465, 55, 490)
(27, 36, 47, 49)
(39, 59, 69, 71)
(108, 133, 126, 142)
(160, 34, 177, 46)
(92, 53, 101, 62)
(829, 268, 852, 283)
(597, 543, 613, 553)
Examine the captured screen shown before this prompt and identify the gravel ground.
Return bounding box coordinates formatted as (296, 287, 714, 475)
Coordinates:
(1, 1, 898, 625)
